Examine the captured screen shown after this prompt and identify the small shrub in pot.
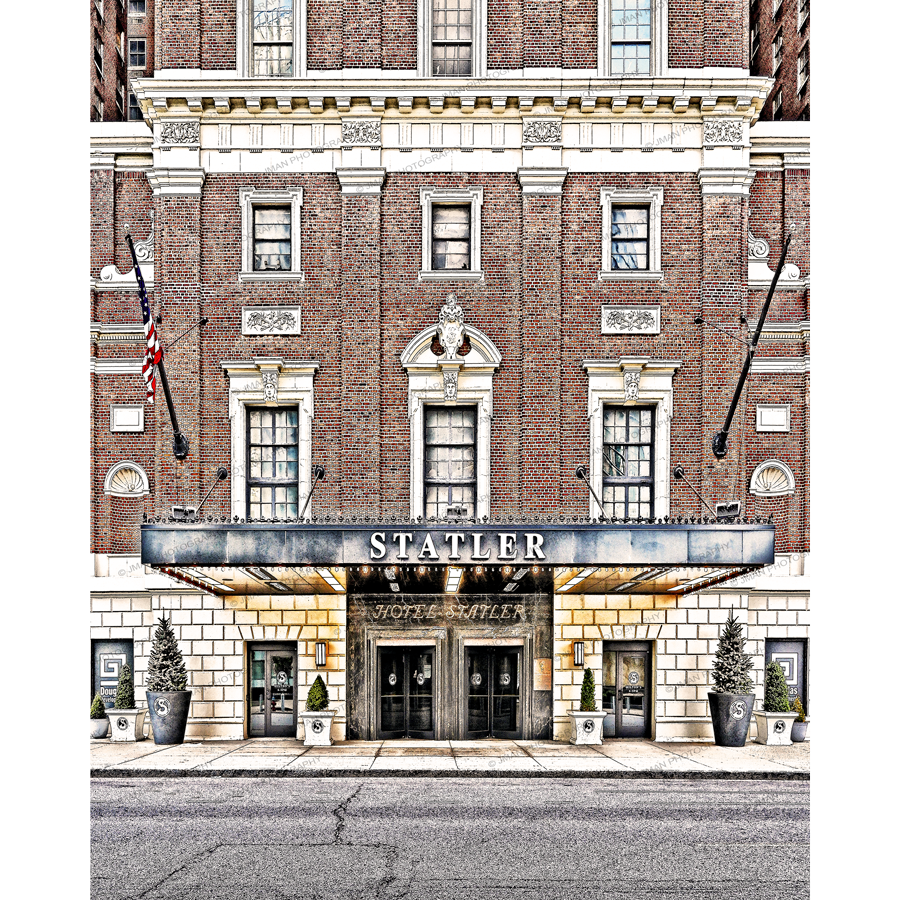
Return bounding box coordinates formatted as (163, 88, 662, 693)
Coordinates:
(90, 691, 109, 739)
(568, 667, 603, 746)
(754, 661, 798, 745)
(790, 697, 809, 742)
(300, 675, 335, 745)
(109, 664, 147, 742)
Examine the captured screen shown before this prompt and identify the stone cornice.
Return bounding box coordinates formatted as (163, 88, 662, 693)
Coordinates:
(335, 168, 386, 195)
(517, 167, 568, 195)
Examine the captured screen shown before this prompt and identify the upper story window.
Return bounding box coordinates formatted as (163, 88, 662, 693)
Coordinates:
(128, 38, 146, 68)
(750, 23, 760, 64)
(239, 187, 305, 282)
(611, 206, 649, 271)
(773, 87, 783, 119)
(419, 187, 484, 282)
(424, 406, 477, 519)
(252, 0, 294, 76)
(253, 207, 292, 271)
(128, 92, 142, 121)
(798, 0, 809, 30)
(247, 407, 300, 519)
(797, 43, 809, 94)
(602, 407, 654, 519)
(598, 187, 663, 282)
(432, 0, 473, 76)
(772, 0, 782, 16)
(610, 0, 651, 75)
(772, 28, 784, 74)
(432, 206, 471, 270)
(128, 0, 146, 13)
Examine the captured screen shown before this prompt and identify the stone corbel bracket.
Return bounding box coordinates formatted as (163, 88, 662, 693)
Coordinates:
(748, 231, 806, 290)
(94, 214, 155, 292)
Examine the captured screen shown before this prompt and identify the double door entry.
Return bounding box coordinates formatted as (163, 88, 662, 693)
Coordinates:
(465, 647, 522, 739)
(248, 644, 296, 737)
(378, 647, 436, 739)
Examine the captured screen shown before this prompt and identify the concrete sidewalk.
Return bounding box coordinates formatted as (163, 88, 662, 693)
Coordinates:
(91, 737, 809, 779)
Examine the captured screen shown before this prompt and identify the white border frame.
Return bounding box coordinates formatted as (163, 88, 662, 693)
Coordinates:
(239, 187, 305, 283)
(104, 461, 150, 497)
(419, 187, 484, 282)
(222, 359, 319, 520)
(109, 404, 145, 433)
(583, 358, 682, 519)
(755, 404, 791, 433)
(419, 0, 486, 78)
(749, 459, 796, 497)
(237, 0, 308, 78)
(598, 0, 668, 77)
(598, 187, 664, 282)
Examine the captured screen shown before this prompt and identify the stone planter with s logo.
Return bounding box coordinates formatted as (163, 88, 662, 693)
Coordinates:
(108, 708, 148, 743)
(298, 710, 336, 746)
(146, 691, 193, 745)
(708, 693, 756, 747)
(753, 710, 798, 746)
(567, 710, 604, 746)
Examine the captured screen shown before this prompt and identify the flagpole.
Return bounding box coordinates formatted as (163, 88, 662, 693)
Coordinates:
(125, 232, 190, 461)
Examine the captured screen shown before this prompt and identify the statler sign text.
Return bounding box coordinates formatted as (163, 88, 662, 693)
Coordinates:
(369, 530, 546, 562)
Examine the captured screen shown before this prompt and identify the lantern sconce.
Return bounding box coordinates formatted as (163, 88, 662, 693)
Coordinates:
(315, 641, 327, 668)
(573, 641, 585, 667)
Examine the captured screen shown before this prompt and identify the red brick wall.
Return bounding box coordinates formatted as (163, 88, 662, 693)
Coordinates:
(157, 0, 200, 68)
(308, 0, 345, 68)
(752, 0, 810, 120)
(201, 0, 236, 69)
(562, 0, 598, 69)
(383, 0, 417, 69)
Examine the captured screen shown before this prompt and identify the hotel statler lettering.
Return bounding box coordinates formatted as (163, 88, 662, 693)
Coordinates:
(366, 601, 527, 622)
(369, 531, 546, 562)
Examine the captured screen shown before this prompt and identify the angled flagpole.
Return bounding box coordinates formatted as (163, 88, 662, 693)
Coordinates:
(125, 230, 190, 460)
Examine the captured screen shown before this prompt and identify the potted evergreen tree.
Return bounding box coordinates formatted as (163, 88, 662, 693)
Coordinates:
(568, 667, 603, 745)
(109, 663, 147, 742)
(145, 616, 192, 745)
(298, 675, 335, 746)
(790, 697, 809, 743)
(708, 613, 756, 747)
(754, 660, 798, 745)
(90, 691, 109, 739)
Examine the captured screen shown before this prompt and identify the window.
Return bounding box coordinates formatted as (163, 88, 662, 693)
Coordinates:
(432, 0, 473, 75)
(94, 37, 103, 77)
(252, 0, 294, 76)
(797, 43, 809, 94)
(128, 39, 146, 68)
(610, 0, 652, 76)
(116, 84, 126, 118)
(798, 0, 808, 30)
(419, 187, 484, 281)
(128, 0, 146, 12)
(772, 0, 782, 15)
(239, 187, 304, 281)
(750, 23, 760, 64)
(773, 88, 783, 119)
(598, 188, 663, 281)
(601, 407, 654, 519)
(247, 407, 300, 519)
(424, 406, 476, 519)
(772, 29, 783, 74)
(128, 92, 142, 121)
(610, 206, 649, 271)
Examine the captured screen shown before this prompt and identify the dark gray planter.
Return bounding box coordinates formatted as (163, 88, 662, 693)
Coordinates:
(708, 692, 756, 747)
(146, 691, 192, 745)
(791, 720, 809, 742)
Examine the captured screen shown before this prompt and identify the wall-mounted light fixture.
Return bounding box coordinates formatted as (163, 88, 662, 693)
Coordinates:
(573, 641, 585, 667)
(315, 641, 327, 668)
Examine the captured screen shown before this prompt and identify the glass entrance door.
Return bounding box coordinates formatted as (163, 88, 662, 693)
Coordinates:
(602, 643, 651, 738)
(248, 644, 297, 737)
(465, 647, 522, 739)
(377, 647, 435, 739)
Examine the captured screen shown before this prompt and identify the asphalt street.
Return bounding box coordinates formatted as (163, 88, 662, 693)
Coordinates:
(91, 777, 809, 899)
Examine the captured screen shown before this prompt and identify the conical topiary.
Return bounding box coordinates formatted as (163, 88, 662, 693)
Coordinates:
(580, 668, 597, 712)
(146, 617, 188, 692)
(90, 691, 107, 719)
(114, 663, 136, 710)
(711, 613, 754, 694)
(306, 675, 330, 712)
(792, 696, 806, 723)
(763, 660, 791, 712)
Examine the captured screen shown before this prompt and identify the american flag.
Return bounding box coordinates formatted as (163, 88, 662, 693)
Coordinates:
(135, 255, 161, 403)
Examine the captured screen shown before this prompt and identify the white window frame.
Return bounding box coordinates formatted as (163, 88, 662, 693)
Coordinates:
(401, 321, 502, 520)
(239, 187, 305, 282)
(419, 0, 486, 78)
(419, 187, 484, 282)
(598, 187, 664, 282)
(128, 38, 146, 69)
(598, 0, 667, 77)
(237, 0, 307, 78)
(755, 404, 791, 433)
(583, 358, 681, 520)
(128, 0, 146, 15)
(772, 0, 782, 16)
(221, 358, 319, 521)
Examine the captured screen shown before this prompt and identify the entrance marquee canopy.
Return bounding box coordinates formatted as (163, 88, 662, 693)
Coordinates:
(141, 518, 775, 597)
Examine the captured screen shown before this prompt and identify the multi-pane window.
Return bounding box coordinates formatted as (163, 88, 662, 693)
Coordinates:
(253, 206, 291, 271)
(602, 407, 653, 519)
(252, 0, 293, 76)
(424, 406, 476, 519)
(432, 205, 471, 270)
(798, 0, 808, 30)
(797, 43, 809, 93)
(773, 88, 783, 119)
(610, 206, 649, 270)
(128, 92, 142, 121)
(610, 0, 651, 75)
(750, 24, 759, 64)
(129, 38, 146, 67)
(247, 407, 299, 519)
(772, 0, 782, 15)
(117, 84, 126, 118)
(128, 0, 146, 13)
(772, 29, 783, 73)
(432, 0, 473, 76)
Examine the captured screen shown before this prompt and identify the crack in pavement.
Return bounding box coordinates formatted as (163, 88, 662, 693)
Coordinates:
(333, 783, 363, 845)
(133, 842, 223, 899)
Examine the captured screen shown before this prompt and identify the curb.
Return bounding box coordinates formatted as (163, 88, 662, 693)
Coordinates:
(91, 767, 809, 781)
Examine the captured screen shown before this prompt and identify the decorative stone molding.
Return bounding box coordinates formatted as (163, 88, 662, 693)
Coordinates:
(598, 187, 664, 281)
(522, 119, 562, 145)
(582, 358, 682, 519)
(96, 214, 155, 290)
(601, 306, 661, 334)
(697, 167, 754, 196)
(146, 168, 205, 196)
(401, 295, 502, 519)
(104, 461, 150, 497)
(159, 121, 200, 145)
(242, 306, 302, 336)
(220, 358, 319, 520)
(755, 404, 791, 433)
(749, 460, 796, 497)
(517, 167, 568, 196)
(438, 293, 466, 359)
(110, 404, 145, 433)
(704, 119, 744, 146)
(238, 187, 305, 282)
(748, 231, 804, 289)
(335, 168, 386, 196)
(341, 120, 381, 146)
